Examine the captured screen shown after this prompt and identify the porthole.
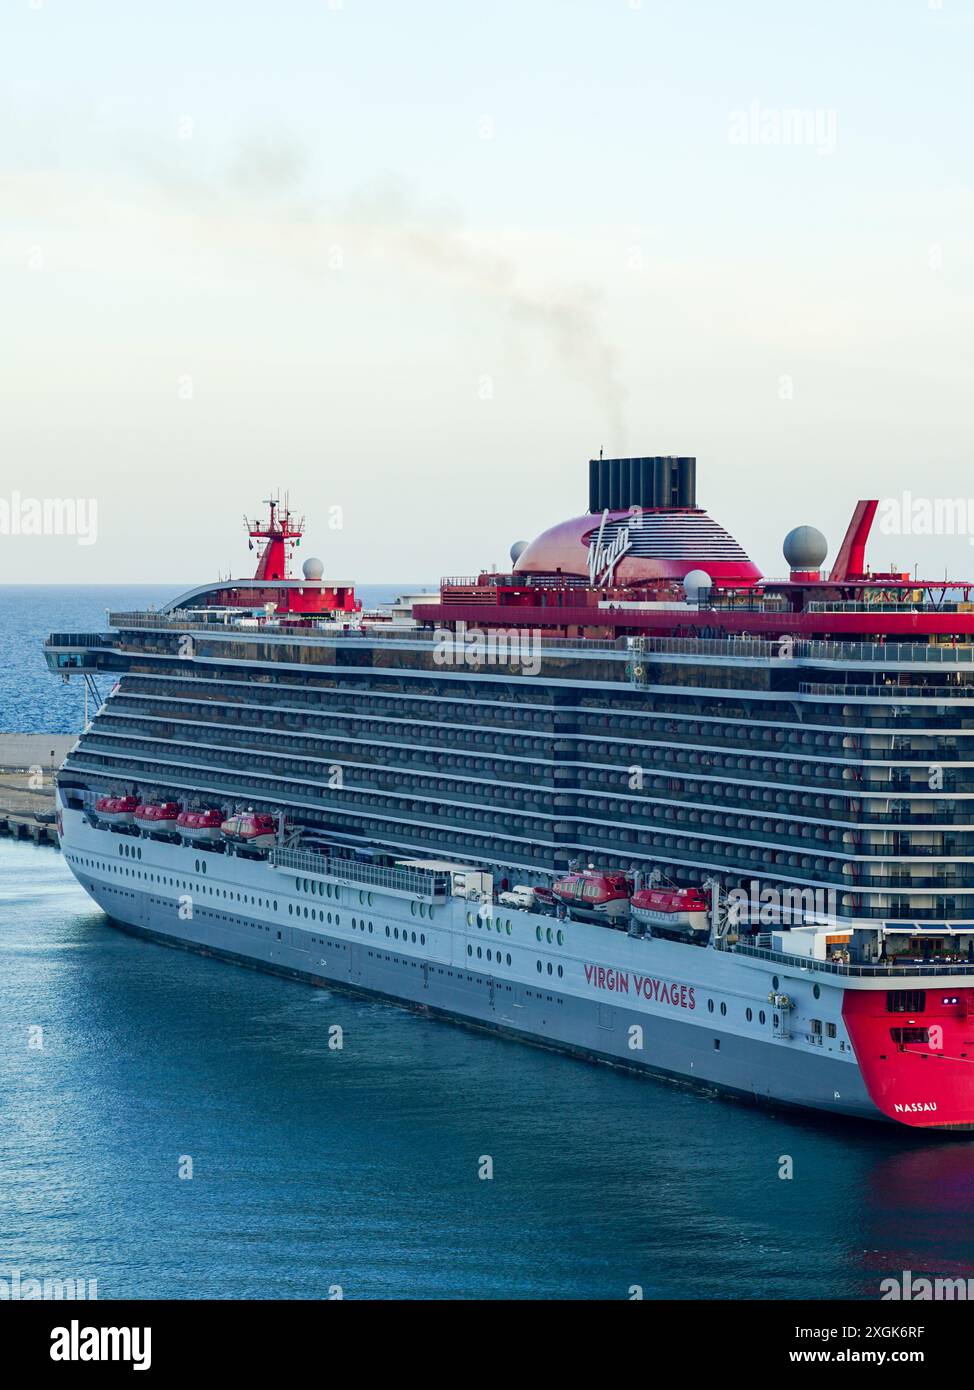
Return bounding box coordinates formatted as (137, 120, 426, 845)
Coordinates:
(707, 999, 714, 1013)
(813, 984, 821, 1000)
(557, 930, 564, 946)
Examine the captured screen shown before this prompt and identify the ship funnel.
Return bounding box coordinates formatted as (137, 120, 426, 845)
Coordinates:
(588, 456, 696, 513)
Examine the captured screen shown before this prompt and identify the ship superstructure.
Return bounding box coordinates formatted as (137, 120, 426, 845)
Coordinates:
(45, 470, 974, 1129)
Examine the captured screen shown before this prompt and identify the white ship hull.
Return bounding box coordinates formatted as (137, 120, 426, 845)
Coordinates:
(57, 799, 893, 1125)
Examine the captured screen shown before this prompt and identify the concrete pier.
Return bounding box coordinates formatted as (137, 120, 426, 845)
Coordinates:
(0, 734, 74, 845)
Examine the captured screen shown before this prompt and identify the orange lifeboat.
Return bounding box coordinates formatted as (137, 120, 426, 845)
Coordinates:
(95, 794, 138, 826)
(551, 870, 631, 922)
(176, 808, 224, 844)
(631, 885, 709, 938)
(134, 802, 182, 834)
(220, 811, 278, 850)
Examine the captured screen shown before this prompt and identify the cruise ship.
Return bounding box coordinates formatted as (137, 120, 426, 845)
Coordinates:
(45, 462, 974, 1130)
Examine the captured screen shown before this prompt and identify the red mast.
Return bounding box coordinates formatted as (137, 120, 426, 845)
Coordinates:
(829, 499, 878, 582)
(244, 496, 305, 581)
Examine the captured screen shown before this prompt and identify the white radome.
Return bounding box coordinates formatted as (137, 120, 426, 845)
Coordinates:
(302, 557, 324, 581)
(783, 526, 828, 570)
(683, 568, 712, 600)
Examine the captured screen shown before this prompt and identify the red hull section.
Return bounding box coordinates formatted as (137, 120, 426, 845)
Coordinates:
(842, 989, 974, 1130)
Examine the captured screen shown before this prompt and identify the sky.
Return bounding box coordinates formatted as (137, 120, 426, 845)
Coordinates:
(1, 0, 973, 583)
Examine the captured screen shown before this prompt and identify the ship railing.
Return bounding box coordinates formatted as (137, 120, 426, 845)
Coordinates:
(99, 612, 974, 667)
(45, 632, 113, 648)
(269, 846, 447, 900)
(629, 635, 974, 664)
(437, 574, 594, 590)
(798, 682, 974, 700)
(105, 612, 630, 653)
(717, 939, 974, 977)
(806, 601, 965, 614)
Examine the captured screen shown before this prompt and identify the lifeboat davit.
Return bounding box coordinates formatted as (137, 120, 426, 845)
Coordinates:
(551, 870, 631, 922)
(176, 809, 224, 843)
(220, 811, 278, 850)
(95, 794, 138, 825)
(134, 802, 182, 834)
(631, 885, 710, 938)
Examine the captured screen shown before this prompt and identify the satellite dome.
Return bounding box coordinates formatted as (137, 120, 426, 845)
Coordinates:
(683, 568, 713, 600)
(783, 525, 827, 570)
(510, 540, 529, 564)
(302, 556, 324, 581)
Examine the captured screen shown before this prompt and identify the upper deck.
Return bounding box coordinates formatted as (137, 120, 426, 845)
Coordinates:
(42, 466, 974, 941)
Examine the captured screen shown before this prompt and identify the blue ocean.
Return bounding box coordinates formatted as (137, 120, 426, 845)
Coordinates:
(2, 588, 974, 1299)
